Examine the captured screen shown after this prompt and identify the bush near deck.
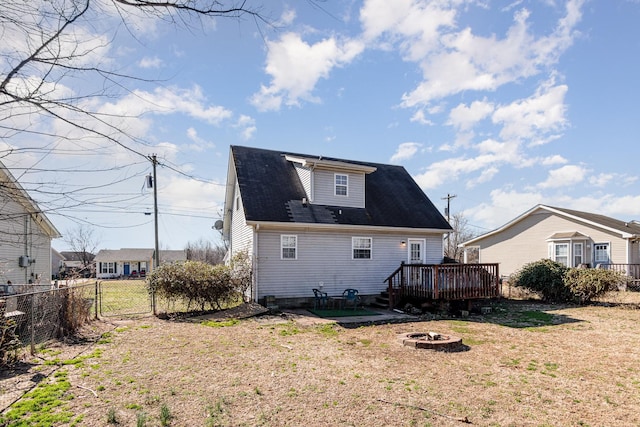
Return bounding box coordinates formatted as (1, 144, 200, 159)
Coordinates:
(511, 259, 624, 303)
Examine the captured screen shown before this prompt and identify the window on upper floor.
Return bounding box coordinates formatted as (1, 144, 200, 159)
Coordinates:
(335, 174, 348, 196)
(352, 237, 372, 259)
(281, 235, 297, 260)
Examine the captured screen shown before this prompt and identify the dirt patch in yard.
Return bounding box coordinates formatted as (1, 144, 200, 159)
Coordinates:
(3, 293, 640, 426)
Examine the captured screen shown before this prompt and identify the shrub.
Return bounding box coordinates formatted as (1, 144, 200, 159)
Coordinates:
(511, 259, 571, 303)
(0, 314, 20, 368)
(148, 261, 236, 311)
(229, 251, 252, 302)
(564, 268, 624, 303)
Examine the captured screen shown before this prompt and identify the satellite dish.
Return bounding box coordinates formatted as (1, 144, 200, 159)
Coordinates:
(214, 220, 223, 230)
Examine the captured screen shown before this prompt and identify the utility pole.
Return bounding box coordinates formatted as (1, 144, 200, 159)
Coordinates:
(151, 154, 160, 270)
(442, 193, 457, 223)
(442, 193, 456, 258)
(150, 154, 159, 316)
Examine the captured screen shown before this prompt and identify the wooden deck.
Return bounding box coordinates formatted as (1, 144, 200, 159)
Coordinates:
(385, 262, 500, 308)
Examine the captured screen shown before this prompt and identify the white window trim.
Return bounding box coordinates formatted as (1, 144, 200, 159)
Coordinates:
(281, 235, 298, 260)
(594, 242, 611, 265)
(335, 173, 348, 197)
(407, 238, 426, 264)
(573, 242, 584, 267)
(352, 236, 372, 260)
(553, 243, 569, 267)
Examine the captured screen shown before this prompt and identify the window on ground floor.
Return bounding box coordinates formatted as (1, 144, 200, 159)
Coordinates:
(281, 235, 297, 259)
(594, 243, 610, 265)
(352, 237, 372, 259)
(101, 262, 115, 274)
(554, 243, 568, 266)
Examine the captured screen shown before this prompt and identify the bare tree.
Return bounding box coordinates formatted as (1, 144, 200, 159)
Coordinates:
(64, 224, 100, 276)
(185, 238, 226, 265)
(1, 1, 268, 153)
(0, 0, 277, 240)
(444, 212, 478, 263)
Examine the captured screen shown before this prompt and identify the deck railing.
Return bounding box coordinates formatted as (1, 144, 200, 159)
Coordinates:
(385, 262, 500, 308)
(597, 263, 640, 279)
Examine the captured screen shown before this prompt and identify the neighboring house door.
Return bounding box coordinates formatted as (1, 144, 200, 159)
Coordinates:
(124, 263, 130, 276)
(594, 243, 610, 266)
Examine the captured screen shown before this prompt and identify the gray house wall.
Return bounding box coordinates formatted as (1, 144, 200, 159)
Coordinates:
(312, 169, 365, 208)
(254, 228, 443, 303)
(230, 182, 254, 257)
(0, 194, 55, 284)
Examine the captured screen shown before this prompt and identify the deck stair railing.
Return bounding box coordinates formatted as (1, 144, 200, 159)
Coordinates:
(385, 262, 500, 308)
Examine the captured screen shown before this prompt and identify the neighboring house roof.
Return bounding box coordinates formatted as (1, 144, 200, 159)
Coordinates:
(95, 248, 154, 262)
(227, 145, 452, 231)
(461, 204, 640, 247)
(60, 251, 95, 262)
(0, 159, 61, 239)
(159, 250, 187, 263)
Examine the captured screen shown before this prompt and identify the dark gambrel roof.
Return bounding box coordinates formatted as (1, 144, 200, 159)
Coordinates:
(231, 146, 452, 230)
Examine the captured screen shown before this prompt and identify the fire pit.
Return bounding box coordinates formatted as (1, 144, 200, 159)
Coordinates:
(398, 332, 464, 352)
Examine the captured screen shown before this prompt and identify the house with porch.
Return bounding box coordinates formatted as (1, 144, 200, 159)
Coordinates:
(0, 160, 61, 288)
(94, 248, 187, 279)
(222, 145, 496, 308)
(459, 205, 640, 279)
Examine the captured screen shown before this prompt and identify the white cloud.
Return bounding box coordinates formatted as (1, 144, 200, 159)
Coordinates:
(138, 56, 164, 69)
(250, 33, 365, 111)
(492, 78, 568, 145)
(398, 1, 584, 108)
(541, 155, 568, 166)
(234, 115, 257, 140)
(409, 110, 434, 125)
(390, 142, 422, 163)
(536, 164, 587, 189)
(447, 99, 494, 131)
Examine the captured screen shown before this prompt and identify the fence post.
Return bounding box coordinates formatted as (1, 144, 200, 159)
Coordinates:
(30, 293, 35, 355)
(94, 281, 99, 320)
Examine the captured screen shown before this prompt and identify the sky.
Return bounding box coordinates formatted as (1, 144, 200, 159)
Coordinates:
(3, 0, 640, 252)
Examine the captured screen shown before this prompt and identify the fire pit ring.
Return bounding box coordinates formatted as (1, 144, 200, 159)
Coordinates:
(398, 332, 464, 352)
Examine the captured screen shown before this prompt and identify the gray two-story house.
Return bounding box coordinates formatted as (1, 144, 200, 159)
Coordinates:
(222, 145, 452, 307)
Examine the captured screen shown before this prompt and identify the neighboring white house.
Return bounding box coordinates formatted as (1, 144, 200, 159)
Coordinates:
(0, 160, 61, 286)
(94, 248, 187, 279)
(222, 145, 453, 307)
(460, 204, 640, 277)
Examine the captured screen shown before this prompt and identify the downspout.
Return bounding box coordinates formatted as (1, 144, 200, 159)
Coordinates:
(253, 224, 259, 303)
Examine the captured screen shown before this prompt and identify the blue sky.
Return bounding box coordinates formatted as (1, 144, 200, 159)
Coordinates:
(3, 0, 640, 252)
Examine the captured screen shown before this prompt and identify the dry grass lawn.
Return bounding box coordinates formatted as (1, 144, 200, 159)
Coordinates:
(3, 293, 640, 426)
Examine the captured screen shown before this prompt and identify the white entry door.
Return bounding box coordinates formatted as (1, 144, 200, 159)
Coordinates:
(408, 239, 425, 264)
(407, 239, 426, 286)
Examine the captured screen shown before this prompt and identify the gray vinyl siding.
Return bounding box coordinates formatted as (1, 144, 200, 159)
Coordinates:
(0, 196, 53, 284)
(312, 170, 365, 208)
(293, 164, 312, 200)
(230, 184, 254, 257)
(255, 229, 444, 299)
(473, 210, 630, 277)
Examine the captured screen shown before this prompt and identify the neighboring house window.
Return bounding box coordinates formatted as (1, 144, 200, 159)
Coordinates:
(101, 262, 115, 274)
(335, 174, 348, 196)
(235, 195, 240, 211)
(352, 237, 372, 259)
(281, 235, 297, 259)
(573, 243, 584, 266)
(554, 243, 568, 266)
(594, 243, 610, 265)
(140, 262, 147, 272)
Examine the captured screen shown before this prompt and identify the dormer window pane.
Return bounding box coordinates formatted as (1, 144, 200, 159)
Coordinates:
(335, 174, 348, 196)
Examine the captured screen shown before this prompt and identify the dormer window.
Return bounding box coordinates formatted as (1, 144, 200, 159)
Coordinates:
(335, 174, 348, 196)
